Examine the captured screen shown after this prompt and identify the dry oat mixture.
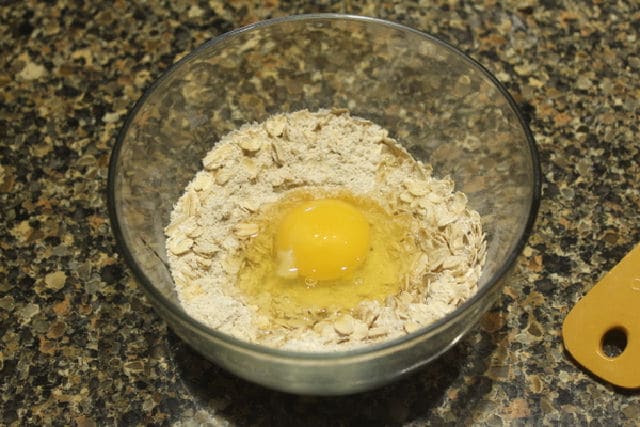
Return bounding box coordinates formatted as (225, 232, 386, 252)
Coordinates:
(165, 109, 486, 351)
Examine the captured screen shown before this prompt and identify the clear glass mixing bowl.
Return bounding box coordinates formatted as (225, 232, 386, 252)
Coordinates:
(108, 14, 540, 395)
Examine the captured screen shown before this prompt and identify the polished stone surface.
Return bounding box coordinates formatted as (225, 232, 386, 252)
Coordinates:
(1, 1, 639, 425)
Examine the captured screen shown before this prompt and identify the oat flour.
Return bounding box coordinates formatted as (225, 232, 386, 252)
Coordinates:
(165, 109, 486, 351)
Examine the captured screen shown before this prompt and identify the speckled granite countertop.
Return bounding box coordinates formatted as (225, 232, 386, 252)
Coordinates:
(1, 1, 639, 425)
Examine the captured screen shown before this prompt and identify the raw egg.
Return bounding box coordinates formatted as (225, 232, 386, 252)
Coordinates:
(235, 189, 419, 317)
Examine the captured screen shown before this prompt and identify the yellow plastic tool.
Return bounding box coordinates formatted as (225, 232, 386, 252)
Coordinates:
(562, 243, 640, 389)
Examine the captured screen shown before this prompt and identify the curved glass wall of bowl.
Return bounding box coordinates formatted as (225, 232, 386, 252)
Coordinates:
(110, 15, 538, 394)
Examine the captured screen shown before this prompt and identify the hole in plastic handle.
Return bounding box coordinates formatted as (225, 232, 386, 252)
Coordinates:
(600, 326, 628, 359)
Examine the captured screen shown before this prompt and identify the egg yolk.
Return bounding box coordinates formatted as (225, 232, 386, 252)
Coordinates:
(274, 199, 370, 281)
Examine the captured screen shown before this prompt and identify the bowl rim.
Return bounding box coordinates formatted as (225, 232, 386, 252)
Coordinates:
(107, 13, 542, 360)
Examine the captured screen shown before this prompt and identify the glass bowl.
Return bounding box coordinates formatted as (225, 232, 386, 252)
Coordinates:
(108, 14, 540, 395)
